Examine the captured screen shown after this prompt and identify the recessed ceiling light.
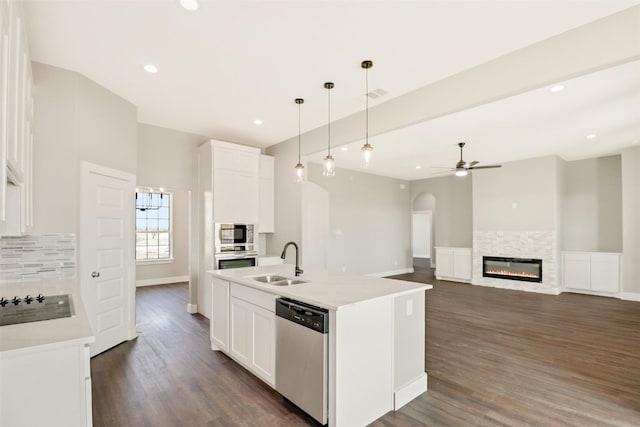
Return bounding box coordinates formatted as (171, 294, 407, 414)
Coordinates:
(144, 64, 158, 73)
(180, 0, 199, 11)
(253, 119, 263, 125)
(415, 165, 422, 169)
(586, 134, 597, 139)
(550, 84, 565, 92)
(340, 146, 348, 152)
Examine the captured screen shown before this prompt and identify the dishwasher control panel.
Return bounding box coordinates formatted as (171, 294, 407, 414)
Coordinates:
(275, 298, 328, 333)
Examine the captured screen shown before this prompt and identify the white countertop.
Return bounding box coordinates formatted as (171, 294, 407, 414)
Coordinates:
(210, 265, 432, 310)
(0, 279, 94, 354)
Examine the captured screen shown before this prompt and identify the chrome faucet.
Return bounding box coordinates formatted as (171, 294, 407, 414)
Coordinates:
(280, 241, 303, 277)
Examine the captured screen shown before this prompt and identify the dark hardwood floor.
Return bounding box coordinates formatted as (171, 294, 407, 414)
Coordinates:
(91, 277, 640, 426)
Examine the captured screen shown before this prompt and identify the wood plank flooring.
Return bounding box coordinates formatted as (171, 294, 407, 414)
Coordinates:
(91, 277, 640, 426)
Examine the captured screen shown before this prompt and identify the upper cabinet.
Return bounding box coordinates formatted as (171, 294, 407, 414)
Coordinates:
(200, 140, 260, 225)
(0, 0, 34, 234)
(259, 155, 274, 233)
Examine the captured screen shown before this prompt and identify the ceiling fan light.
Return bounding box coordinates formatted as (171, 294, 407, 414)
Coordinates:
(455, 169, 468, 177)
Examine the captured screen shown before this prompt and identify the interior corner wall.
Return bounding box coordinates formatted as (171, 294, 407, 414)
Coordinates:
(32, 62, 137, 235)
(136, 123, 208, 304)
(307, 164, 411, 275)
(621, 147, 640, 295)
(409, 175, 472, 248)
(562, 155, 623, 252)
(265, 139, 302, 259)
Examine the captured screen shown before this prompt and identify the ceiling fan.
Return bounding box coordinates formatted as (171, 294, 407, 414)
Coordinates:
(440, 142, 502, 177)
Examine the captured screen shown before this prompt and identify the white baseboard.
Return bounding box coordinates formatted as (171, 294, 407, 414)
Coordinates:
(437, 275, 471, 283)
(136, 275, 189, 287)
(394, 373, 428, 410)
(620, 292, 640, 302)
(368, 267, 414, 278)
(187, 303, 198, 313)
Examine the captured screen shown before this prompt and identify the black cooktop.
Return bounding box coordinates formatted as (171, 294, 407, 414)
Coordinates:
(0, 294, 75, 326)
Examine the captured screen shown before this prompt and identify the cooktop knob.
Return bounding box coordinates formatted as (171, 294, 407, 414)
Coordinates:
(24, 295, 34, 304)
(11, 296, 22, 306)
(0, 297, 8, 307)
(36, 294, 45, 303)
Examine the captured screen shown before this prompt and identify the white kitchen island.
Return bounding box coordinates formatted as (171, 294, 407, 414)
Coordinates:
(208, 265, 432, 426)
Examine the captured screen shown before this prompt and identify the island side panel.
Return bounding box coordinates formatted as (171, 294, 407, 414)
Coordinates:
(330, 297, 394, 427)
(393, 290, 428, 408)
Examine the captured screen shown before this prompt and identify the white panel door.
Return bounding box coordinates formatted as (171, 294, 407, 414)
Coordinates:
(251, 305, 275, 386)
(436, 248, 454, 278)
(235, 172, 259, 224)
(562, 253, 590, 290)
(81, 162, 135, 357)
(230, 296, 251, 366)
(590, 254, 620, 293)
(453, 249, 472, 280)
(213, 169, 235, 223)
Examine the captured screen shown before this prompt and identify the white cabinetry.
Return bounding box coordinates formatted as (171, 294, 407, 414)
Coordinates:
(435, 247, 472, 282)
(0, 342, 93, 427)
(259, 154, 275, 232)
(210, 141, 259, 224)
(229, 283, 276, 386)
(211, 277, 230, 351)
(562, 252, 621, 295)
(0, 0, 33, 234)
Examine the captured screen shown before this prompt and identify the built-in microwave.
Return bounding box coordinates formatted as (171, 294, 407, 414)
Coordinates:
(215, 223, 256, 252)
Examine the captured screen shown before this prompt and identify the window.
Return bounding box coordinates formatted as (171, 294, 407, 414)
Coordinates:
(135, 192, 171, 261)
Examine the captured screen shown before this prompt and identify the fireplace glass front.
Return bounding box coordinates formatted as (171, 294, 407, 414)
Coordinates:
(482, 256, 542, 283)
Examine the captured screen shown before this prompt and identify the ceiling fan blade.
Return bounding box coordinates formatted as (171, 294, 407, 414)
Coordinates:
(468, 165, 502, 170)
(468, 161, 479, 167)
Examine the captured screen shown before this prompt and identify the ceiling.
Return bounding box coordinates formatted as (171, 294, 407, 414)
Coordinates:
(24, 0, 639, 149)
(308, 59, 640, 180)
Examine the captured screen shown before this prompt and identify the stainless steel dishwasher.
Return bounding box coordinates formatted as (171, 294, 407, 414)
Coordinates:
(275, 298, 329, 425)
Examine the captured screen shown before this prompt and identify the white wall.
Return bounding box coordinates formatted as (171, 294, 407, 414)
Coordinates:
(307, 164, 412, 275)
(136, 190, 190, 286)
(32, 62, 137, 235)
(136, 123, 208, 304)
(621, 146, 640, 296)
(410, 175, 472, 248)
(562, 155, 622, 252)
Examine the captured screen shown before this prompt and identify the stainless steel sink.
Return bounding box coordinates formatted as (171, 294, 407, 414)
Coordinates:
(248, 275, 308, 286)
(251, 275, 288, 283)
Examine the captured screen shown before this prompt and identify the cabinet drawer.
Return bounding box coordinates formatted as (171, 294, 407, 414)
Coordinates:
(231, 283, 277, 312)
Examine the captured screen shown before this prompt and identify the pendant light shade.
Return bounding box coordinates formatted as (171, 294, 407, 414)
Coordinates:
(294, 98, 305, 183)
(323, 82, 335, 177)
(360, 60, 373, 168)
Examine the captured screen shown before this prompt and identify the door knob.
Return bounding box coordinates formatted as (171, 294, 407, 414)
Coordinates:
(91, 272, 101, 278)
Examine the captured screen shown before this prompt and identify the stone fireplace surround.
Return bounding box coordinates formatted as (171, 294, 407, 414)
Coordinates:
(472, 231, 560, 294)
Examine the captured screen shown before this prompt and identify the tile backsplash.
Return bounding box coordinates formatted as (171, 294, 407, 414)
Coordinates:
(0, 234, 76, 282)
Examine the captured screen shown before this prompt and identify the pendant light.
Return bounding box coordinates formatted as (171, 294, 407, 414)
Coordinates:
(360, 60, 373, 168)
(323, 82, 335, 177)
(294, 98, 305, 183)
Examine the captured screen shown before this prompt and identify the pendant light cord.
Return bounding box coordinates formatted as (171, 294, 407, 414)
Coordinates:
(327, 87, 331, 156)
(298, 102, 301, 164)
(365, 67, 369, 145)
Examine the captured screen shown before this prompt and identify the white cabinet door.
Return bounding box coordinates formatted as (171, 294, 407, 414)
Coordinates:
(590, 254, 619, 293)
(230, 296, 251, 366)
(235, 172, 259, 224)
(213, 146, 236, 171)
(211, 277, 230, 351)
(453, 249, 472, 280)
(213, 169, 235, 223)
(562, 253, 590, 290)
(435, 248, 453, 278)
(251, 304, 275, 386)
(236, 150, 259, 175)
(259, 155, 275, 232)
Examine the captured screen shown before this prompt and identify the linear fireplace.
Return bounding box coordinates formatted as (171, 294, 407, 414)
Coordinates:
(482, 256, 542, 283)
